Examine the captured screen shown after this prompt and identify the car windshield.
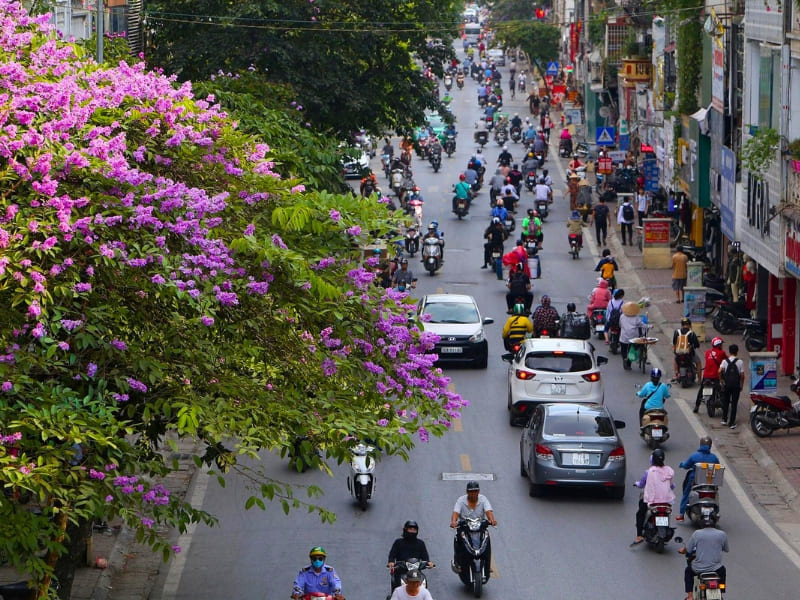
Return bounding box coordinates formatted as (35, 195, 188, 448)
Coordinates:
(423, 302, 479, 324)
(543, 412, 615, 437)
(524, 352, 592, 372)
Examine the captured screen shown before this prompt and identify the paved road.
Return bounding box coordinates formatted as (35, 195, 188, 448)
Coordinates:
(150, 57, 800, 600)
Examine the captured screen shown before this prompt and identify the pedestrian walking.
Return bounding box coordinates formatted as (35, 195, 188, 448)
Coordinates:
(592, 195, 611, 246)
(618, 196, 635, 245)
(718, 344, 745, 428)
(671, 246, 689, 303)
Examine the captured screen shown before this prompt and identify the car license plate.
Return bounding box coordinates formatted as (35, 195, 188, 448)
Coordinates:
(655, 516, 669, 526)
(551, 383, 566, 395)
(571, 453, 590, 466)
(651, 428, 663, 438)
(440, 347, 462, 354)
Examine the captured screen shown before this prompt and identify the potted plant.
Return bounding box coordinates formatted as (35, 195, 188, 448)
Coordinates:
(787, 138, 800, 172)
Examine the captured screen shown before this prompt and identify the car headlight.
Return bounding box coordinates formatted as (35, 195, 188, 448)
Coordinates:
(469, 329, 485, 343)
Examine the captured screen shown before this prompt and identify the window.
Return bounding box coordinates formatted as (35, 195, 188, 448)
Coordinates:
(524, 352, 593, 373)
(757, 48, 781, 129)
(543, 413, 614, 437)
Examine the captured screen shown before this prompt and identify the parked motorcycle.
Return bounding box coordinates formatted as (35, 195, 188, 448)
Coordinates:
(676, 353, 697, 388)
(677, 244, 708, 263)
(405, 227, 420, 256)
(0, 582, 36, 600)
(640, 409, 670, 449)
(685, 463, 724, 527)
(589, 309, 606, 339)
(712, 299, 750, 333)
(740, 317, 767, 352)
(697, 378, 721, 417)
(535, 198, 549, 221)
(643, 502, 675, 553)
(750, 372, 800, 437)
(452, 517, 491, 598)
(422, 237, 442, 275)
(444, 135, 456, 157)
(346, 443, 375, 510)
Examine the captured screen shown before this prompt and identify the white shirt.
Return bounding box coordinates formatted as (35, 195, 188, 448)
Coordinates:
(534, 183, 550, 201)
(391, 584, 434, 600)
(636, 193, 648, 212)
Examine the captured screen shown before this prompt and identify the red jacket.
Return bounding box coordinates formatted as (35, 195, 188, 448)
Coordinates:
(702, 348, 727, 379)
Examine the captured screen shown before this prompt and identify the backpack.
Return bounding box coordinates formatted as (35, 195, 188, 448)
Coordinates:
(509, 271, 527, 295)
(607, 301, 622, 329)
(674, 331, 691, 355)
(622, 203, 635, 222)
(722, 358, 741, 390)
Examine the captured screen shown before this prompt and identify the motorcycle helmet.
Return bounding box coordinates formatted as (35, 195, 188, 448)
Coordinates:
(403, 520, 419, 540)
(567, 302, 576, 312)
(513, 303, 526, 316)
(650, 448, 665, 467)
(514, 112, 519, 117)
(512, 163, 519, 170)
(431, 220, 439, 229)
(428, 224, 436, 232)
(503, 145, 508, 151)
(400, 258, 409, 265)
(712, 337, 723, 348)
(460, 173, 466, 181)
(466, 481, 480, 492)
(527, 208, 534, 216)
(699, 436, 713, 449)
(506, 177, 512, 183)
(571, 210, 580, 219)
(492, 217, 501, 224)
(373, 248, 382, 256)
(681, 317, 691, 326)
(541, 295, 551, 306)
(650, 367, 662, 382)
(309, 546, 327, 558)
(573, 153, 579, 159)
(406, 570, 424, 582)
(539, 177, 546, 184)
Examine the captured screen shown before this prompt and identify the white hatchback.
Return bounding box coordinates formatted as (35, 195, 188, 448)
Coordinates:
(503, 338, 608, 425)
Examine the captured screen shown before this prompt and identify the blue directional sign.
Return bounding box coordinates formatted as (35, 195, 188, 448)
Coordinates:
(642, 158, 659, 192)
(596, 126, 615, 146)
(546, 61, 559, 76)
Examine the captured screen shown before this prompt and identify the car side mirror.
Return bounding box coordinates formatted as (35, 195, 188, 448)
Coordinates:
(501, 352, 514, 362)
(614, 420, 626, 430)
(483, 317, 494, 324)
(597, 356, 608, 365)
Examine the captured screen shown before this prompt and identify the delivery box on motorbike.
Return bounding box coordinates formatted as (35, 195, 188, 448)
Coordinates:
(693, 463, 724, 487)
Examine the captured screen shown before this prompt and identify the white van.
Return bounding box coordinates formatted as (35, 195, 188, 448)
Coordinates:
(464, 23, 481, 46)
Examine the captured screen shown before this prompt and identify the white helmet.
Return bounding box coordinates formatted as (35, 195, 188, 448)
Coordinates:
(503, 145, 508, 151)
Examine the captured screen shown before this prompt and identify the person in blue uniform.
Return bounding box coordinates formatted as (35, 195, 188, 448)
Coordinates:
(292, 546, 344, 600)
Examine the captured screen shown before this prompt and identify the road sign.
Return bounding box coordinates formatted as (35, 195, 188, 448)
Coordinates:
(546, 61, 559, 76)
(643, 158, 659, 192)
(596, 126, 615, 146)
(597, 156, 613, 174)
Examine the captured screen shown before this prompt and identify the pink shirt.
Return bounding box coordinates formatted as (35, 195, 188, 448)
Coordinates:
(643, 465, 675, 505)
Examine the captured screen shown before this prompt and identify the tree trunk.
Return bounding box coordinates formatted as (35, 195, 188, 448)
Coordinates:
(52, 517, 92, 600)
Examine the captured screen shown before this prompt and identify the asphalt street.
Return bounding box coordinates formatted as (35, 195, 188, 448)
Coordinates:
(149, 56, 800, 600)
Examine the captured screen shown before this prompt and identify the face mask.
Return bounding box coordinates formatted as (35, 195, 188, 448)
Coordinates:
(403, 531, 418, 541)
(311, 559, 324, 569)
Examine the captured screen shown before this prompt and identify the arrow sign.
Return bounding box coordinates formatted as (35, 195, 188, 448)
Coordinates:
(596, 126, 615, 146)
(546, 61, 559, 76)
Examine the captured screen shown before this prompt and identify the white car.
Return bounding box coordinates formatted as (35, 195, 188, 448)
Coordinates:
(418, 294, 493, 368)
(341, 149, 370, 179)
(486, 48, 505, 66)
(502, 338, 608, 425)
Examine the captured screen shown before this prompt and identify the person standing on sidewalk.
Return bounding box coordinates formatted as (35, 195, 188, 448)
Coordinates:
(592, 196, 611, 246)
(719, 343, 745, 428)
(618, 196, 635, 245)
(671, 246, 689, 303)
(635, 187, 649, 226)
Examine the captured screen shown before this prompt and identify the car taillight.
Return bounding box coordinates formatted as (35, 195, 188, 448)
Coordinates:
(535, 444, 553, 460)
(608, 446, 625, 462)
(582, 372, 600, 382)
(515, 369, 536, 380)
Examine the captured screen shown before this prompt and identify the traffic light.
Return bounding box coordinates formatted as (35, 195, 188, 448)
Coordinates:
(535, 7, 546, 20)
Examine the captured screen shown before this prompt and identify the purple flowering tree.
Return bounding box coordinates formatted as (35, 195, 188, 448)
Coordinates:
(0, 2, 464, 597)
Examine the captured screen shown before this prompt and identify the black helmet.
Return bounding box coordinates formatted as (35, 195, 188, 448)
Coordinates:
(567, 302, 576, 312)
(527, 208, 534, 216)
(681, 317, 691, 326)
(699, 436, 712, 448)
(651, 448, 665, 467)
(403, 520, 419, 531)
(466, 481, 480, 492)
(403, 520, 419, 540)
(701, 511, 717, 528)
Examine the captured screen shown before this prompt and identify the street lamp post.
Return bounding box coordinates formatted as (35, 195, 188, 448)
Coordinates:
(96, 0, 104, 63)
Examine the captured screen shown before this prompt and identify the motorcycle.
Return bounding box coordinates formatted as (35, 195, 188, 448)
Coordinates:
(698, 378, 721, 417)
(704, 288, 726, 317)
(478, 94, 487, 108)
(568, 233, 581, 260)
(712, 299, 750, 333)
(454, 196, 470, 219)
(525, 171, 537, 192)
(643, 502, 675, 553)
(0, 581, 34, 600)
(685, 463, 724, 527)
(740, 317, 767, 352)
(452, 517, 491, 598)
(346, 442, 375, 510)
(510, 126, 522, 143)
(558, 138, 573, 157)
(589, 309, 606, 339)
(390, 558, 432, 591)
(494, 127, 508, 145)
(422, 237, 442, 275)
(608, 323, 621, 355)
(674, 537, 727, 600)
(429, 151, 442, 173)
(444, 135, 456, 157)
(525, 241, 541, 279)
(503, 215, 516, 234)
(474, 130, 488, 149)
(749, 372, 800, 437)
(405, 227, 420, 256)
(381, 153, 392, 179)
(640, 408, 670, 449)
(676, 353, 697, 388)
(456, 74, 465, 89)
(574, 141, 590, 158)
(535, 199, 549, 221)
(407, 197, 423, 228)
(485, 114, 495, 130)
(444, 75, 453, 91)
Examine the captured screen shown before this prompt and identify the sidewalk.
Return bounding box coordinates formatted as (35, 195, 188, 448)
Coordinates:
(596, 218, 800, 553)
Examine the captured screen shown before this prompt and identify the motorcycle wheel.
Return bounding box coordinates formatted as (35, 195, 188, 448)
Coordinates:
(706, 395, 717, 418)
(655, 538, 665, 553)
(681, 374, 693, 389)
(609, 336, 619, 355)
(571, 245, 579, 260)
(750, 405, 775, 437)
(472, 565, 483, 598)
(356, 484, 368, 511)
(713, 315, 736, 335)
(647, 436, 660, 450)
(745, 336, 765, 352)
(433, 163, 440, 173)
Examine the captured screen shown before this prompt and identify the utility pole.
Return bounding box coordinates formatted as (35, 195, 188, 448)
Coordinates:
(96, 0, 104, 63)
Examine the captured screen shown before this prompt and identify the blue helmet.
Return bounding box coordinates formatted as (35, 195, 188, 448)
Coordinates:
(571, 210, 580, 219)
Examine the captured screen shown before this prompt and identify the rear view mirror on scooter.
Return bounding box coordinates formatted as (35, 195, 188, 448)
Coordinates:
(501, 352, 514, 362)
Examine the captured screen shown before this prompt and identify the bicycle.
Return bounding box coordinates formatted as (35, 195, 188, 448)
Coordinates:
(630, 324, 658, 373)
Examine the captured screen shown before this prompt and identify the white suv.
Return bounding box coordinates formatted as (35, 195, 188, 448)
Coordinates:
(503, 338, 608, 425)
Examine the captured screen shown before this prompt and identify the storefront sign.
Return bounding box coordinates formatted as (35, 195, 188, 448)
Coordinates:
(712, 44, 724, 113)
(786, 223, 800, 278)
(720, 147, 736, 240)
(597, 156, 613, 174)
(643, 219, 670, 245)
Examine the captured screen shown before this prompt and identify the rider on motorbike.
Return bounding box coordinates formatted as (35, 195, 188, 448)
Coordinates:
(500, 179, 519, 211)
(636, 368, 671, 421)
(678, 513, 728, 600)
(534, 177, 552, 205)
(568, 154, 585, 171)
(450, 481, 497, 579)
(521, 151, 539, 174)
(505, 265, 533, 313)
(586, 278, 611, 317)
(292, 547, 344, 600)
(453, 173, 472, 213)
(490, 198, 509, 222)
(482, 218, 507, 269)
(423, 223, 444, 261)
(631, 448, 675, 546)
(387, 521, 433, 592)
(566, 210, 586, 249)
(676, 437, 719, 522)
(391, 258, 417, 291)
(497, 145, 513, 166)
(429, 137, 443, 158)
(502, 302, 534, 351)
(510, 113, 523, 130)
(532, 295, 560, 337)
(508, 164, 523, 191)
(671, 317, 701, 384)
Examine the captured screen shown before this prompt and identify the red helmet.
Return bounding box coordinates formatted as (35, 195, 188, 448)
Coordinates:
(459, 173, 466, 181)
(712, 337, 723, 348)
